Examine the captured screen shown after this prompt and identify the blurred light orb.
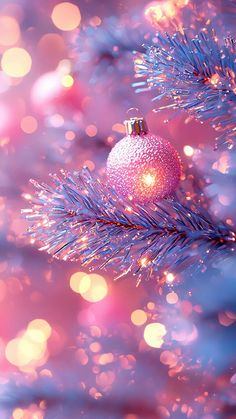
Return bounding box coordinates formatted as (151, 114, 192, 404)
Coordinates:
(144, 322, 167, 348)
(61, 74, 74, 88)
(21, 115, 38, 134)
(51, 2, 81, 31)
(144, 1, 175, 24)
(12, 408, 24, 419)
(144, 0, 189, 25)
(0, 16, 20, 46)
(1, 47, 32, 78)
(82, 274, 108, 303)
(65, 130, 76, 141)
(31, 69, 82, 114)
(166, 291, 179, 304)
(49, 113, 64, 128)
(184, 145, 194, 157)
(31, 71, 62, 110)
(160, 350, 178, 367)
(5, 336, 45, 367)
(70, 271, 91, 294)
(86, 125, 98, 137)
(5, 320, 51, 368)
(131, 309, 147, 326)
(27, 319, 52, 340)
(166, 272, 175, 283)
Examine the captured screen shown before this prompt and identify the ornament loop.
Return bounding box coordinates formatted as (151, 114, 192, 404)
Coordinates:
(124, 108, 148, 136)
(126, 107, 141, 119)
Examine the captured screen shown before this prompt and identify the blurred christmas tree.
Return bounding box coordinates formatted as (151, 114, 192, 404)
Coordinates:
(0, 1, 236, 418)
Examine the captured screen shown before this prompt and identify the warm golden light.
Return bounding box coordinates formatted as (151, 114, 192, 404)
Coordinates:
(142, 173, 156, 188)
(1, 47, 32, 78)
(183, 145, 194, 157)
(144, 322, 167, 348)
(212, 152, 230, 174)
(166, 272, 175, 283)
(140, 257, 149, 267)
(21, 115, 38, 134)
(12, 408, 24, 419)
(131, 309, 147, 326)
(61, 74, 74, 88)
(13, 407, 44, 419)
(51, 2, 81, 31)
(81, 274, 108, 303)
(5, 319, 51, 369)
(98, 353, 114, 365)
(166, 291, 179, 304)
(70, 271, 91, 294)
(145, 3, 163, 22)
(27, 319, 52, 341)
(209, 73, 220, 86)
(0, 16, 20, 46)
(144, 0, 189, 25)
(5, 336, 46, 367)
(144, 1, 177, 25)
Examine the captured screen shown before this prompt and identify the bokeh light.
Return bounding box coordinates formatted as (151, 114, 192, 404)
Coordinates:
(6, 336, 45, 367)
(82, 274, 108, 303)
(20, 116, 38, 134)
(27, 319, 52, 340)
(144, 322, 167, 348)
(70, 272, 108, 302)
(5, 319, 51, 369)
(0, 16, 20, 46)
(65, 130, 76, 141)
(144, 0, 189, 25)
(1, 47, 32, 78)
(166, 291, 178, 304)
(165, 272, 175, 283)
(70, 271, 91, 294)
(78, 274, 108, 303)
(51, 2, 81, 31)
(61, 74, 74, 88)
(184, 145, 194, 156)
(142, 173, 156, 188)
(131, 309, 147, 326)
(86, 125, 98, 137)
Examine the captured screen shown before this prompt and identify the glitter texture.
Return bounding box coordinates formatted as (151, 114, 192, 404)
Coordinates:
(106, 132, 181, 203)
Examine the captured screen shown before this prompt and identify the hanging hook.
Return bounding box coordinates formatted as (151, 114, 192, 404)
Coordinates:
(126, 107, 141, 119)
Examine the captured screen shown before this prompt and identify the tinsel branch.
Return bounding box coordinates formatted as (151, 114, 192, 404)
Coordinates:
(134, 28, 236, 149)
(22, 168, 235, 280)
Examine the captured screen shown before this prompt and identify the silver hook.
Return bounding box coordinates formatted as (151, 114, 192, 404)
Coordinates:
(126, 107, 141, 119)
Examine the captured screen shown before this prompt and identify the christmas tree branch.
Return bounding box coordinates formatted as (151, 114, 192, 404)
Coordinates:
(134, 28, 236, 149)
(22, 168, 235, 279)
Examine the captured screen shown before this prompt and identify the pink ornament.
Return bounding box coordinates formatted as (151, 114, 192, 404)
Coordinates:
(106, 116, 181, 204)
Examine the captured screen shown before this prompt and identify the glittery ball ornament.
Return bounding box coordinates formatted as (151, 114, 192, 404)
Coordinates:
(106, 116, 181, 204)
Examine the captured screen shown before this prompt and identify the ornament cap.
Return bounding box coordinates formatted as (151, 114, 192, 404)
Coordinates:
(124, 117, 148, 136)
